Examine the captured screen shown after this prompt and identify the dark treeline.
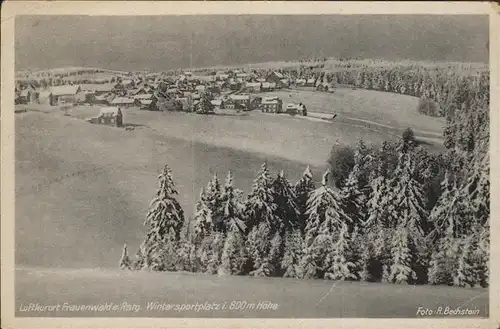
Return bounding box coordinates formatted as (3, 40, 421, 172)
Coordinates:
(269, 62, 489, 120)
(119, 65, 489, 288)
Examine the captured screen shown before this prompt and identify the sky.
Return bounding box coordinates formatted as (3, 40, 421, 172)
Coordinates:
(15, 15, 489, 71)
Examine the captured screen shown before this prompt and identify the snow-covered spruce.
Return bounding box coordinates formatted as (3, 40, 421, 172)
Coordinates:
(281, 229, 305, 278)
(221, 171, 246, 234)
(193, 187, 214, 241)
(294, 166, 316, 234)
(141, 165, 185, 271)
(204, 173, 225, 232)
(324, 221, 357, 281)
(119, 244, 132, 270)
(272, 170, 300, 233)
(300, 171, 352, 279)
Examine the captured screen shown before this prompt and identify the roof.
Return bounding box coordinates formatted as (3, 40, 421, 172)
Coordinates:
(262, 100, 279, 105)
(263, 96, 280, 102)
(39, 91, 53, 98)
(286, 103, 300, 109)
(134, 93, 153, 100)
(99, 107, 122, 116)
(262, 82, 276, 88)
(195, 85, 206, 91)
(110, 97, 137, 105)
(140, 99, 153, 105)
(230, 94, 250, 101)
(211, 99, 223, 106)
(272, 71, 284, 79)
(307, 78, 316, 83)
(80, 83, 115, 92)
(122, 79, 133, 85)
(246, 82, 261, 88)
(51, 85, 81, 96)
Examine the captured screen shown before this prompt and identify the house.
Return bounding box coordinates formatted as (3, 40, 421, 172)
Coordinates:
(261, 82, 276, 92)
(295, 78, 306, 86)
(285, 102, 307, 116)
(229, 94, 251, 110)
(266, 71, 285, 85)
(216, 73, 229, 81)
(139, 99, 158, 111)
(260, 97, 283, 113)
(207, 86, 221, 95)
(167, 88, 180, 96)
(210, 99, 225, 110)
(121, 79, 134, 88)
(280, 79, 290, 88)
(38, 91, 54, 105)
(157, 96, 182, 112)
(110, 97, 140, 108)
(133, 93, 155, 101)
(95, 107, 123, 127)
(236, 73, 249, 80)
(245, 82, 261, 93)
(195, 85, 206, 93)
(94, 94, 113, 105)
(305, 78, 316, 87)
(51, 85, 81, 105)
(195, 76, 216, 83)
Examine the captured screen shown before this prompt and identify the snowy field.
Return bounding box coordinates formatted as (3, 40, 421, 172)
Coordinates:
(16, 267, 488, 318)
(13, 93, 460, 319)
(260, 87, 445, 139)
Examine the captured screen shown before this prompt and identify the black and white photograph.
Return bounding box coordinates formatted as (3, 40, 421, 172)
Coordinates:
(2, 2, 497, 326)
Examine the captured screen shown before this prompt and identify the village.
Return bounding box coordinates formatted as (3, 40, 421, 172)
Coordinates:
(14, 68, 321, 127)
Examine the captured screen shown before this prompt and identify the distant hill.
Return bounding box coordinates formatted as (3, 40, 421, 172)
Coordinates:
(15, 15, 489, 71)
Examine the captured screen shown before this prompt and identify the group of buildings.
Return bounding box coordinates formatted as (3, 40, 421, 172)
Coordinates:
(15, 68, 314, 124)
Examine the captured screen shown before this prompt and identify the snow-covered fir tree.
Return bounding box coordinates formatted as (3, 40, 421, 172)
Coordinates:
(219, 225, 247, 276)
(177, 219, 199, 272)
(268, 231, 284, 277)
(142, 165, 185, 270)
(453, 235, 474, 288)
(272, 170, 300, 233)
(300, 171, 351, 279)
(365, 141, 394, 229)
(193, 188, 214, 241)
(281, 229, 305, 278)
(204, 173, 225, 232)
(386, 148, 428, 247)
(244, 162, 277, 231)
(247, 222, 274, 277)
(221, 171, 246, 233)
(119, 244, 132, 270)
(205, 231, 225, 275)
(387, 224, 418, 284)
(243, 163, 282, 277)
(341, 164, 367, 231)
(324, 221, 357, 281)
(294, 166, 316, 234)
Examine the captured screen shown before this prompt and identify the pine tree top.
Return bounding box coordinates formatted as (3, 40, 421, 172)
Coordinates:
(321, 170, 330, 187)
